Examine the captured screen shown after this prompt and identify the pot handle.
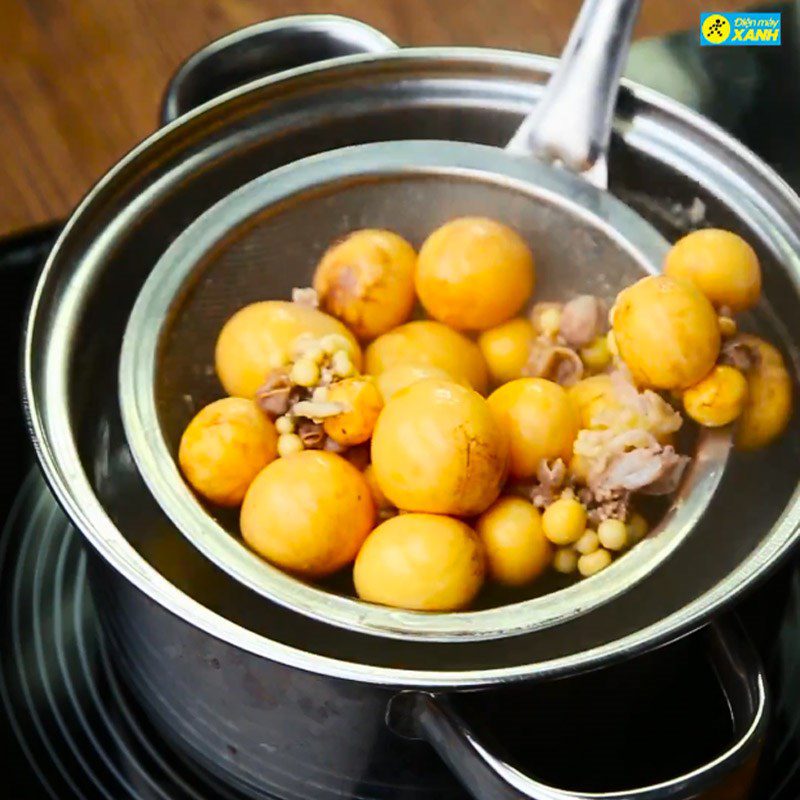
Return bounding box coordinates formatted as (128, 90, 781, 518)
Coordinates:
(387, 618, 767, 800)
(506, 0, 641, 189)
(160, 15, 397, 125)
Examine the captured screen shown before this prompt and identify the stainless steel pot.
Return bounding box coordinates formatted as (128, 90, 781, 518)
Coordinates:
(23, 13, 799, 800)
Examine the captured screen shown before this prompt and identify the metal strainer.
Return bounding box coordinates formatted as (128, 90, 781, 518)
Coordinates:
(119, 0, 731, 641)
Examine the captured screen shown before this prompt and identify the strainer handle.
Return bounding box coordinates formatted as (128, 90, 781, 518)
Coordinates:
(506, 0, 642, 189)
(160, 15, 396, 125)
(387, 617, 766, 800)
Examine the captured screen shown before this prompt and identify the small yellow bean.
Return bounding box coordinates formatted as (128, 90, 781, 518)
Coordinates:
(330, 350, 356, 378)
(574, 530, 600, 555)
(627, 512, 649, 544)
(305, 344, 326, 364)
(290, 333, 317, 359)
(274, 415, 295, 435)
(312, 386, 329, 403)
(320, 334, 353, 355)
(578, 548, 613, 577)
(290, 358, 320, 387)
(542, 496, 587, 545)
(580, 336, 612, 372)
(277, 433, 304, 457)
(539, 307, 562, 338)
(718, 316, 737, 338)
(553, 548, 579, 574)
(597, 519, 628, 551)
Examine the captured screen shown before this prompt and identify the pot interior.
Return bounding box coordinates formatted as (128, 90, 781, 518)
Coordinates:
(28, 51, 800, 680)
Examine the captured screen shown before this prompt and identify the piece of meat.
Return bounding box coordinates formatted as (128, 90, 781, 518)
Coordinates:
(291, 399, 347, 420)
(292, 286, 319, 308)
(573, 427, 659, 479)
(639, 447, 690, 495)
(560, 295, 606, 348)
(590, 445, 689, 496)
(530, 487, 553, 509)
(529, 458, 567, 508)
(538, 458, 567, 487)
(530, 302, 564, 336)
(640, 390, 683, 439)
(297, 419, 325, 449)
(591, 447, 665, 492)
(576, 486, 630, 524)
(523, 340, 584, 386)
(720, 336, 760, 372)
(587, 369, 682, 441)
(552, 350, 584, 386)
(609, 367, 647, 413)
(592, 491, 631, 525)
(255, 369, 294, 419)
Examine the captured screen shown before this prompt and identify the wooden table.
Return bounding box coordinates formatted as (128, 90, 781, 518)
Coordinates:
(1, 0, 760, 236)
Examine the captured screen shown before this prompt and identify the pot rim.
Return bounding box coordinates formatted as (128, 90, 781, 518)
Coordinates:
(24, 45, 800, 687)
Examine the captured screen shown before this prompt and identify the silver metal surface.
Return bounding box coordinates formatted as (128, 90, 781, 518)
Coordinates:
(21, 16, 800, 800)
(119, 139, 730, 641)
(507, 0, 641, 188)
